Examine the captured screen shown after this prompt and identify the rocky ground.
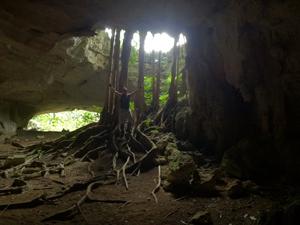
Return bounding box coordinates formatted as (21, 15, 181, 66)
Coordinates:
(0, 129, 298, 225)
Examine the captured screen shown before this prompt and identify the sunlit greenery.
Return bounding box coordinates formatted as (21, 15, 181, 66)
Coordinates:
(27, 108, 101, 132)
(143, 73, 184, 106)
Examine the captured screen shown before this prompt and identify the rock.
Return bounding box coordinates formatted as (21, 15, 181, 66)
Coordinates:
(257, 193, 300, 225)
(165, 143, 179, 156)
(160, 166, 169, 180)
(190, 211, 212, 225)
(21, 167, 42, 174)
(210, 168, 223, 180)
(184, 151, 206, 167)
(243, 180, 258, 192)
(226, 179, 244, 198)
(3, 155, 26, 168)
(166, 153, 195, 184)
(30, 159, 45, 168)
(156, 140, 168, 152)
(11, 141, 24, 148)
(163, 150, 196, 191)
(221, 138, 267, 179)
(12, 178, 27, 187)
(153, 156, 168, 166)
(177, 141, 196, 151)
(192, 170, 216, 194)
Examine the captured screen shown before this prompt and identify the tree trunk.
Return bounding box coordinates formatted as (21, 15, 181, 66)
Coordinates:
(166, 35, 179, 110)
(151, 50, 156, 108)
(134, 30, 147, 117)
(99, 28, 115, 125)
(110, 29, 134, 128)
(118, 30, 134, 91)
(153, 50, 161, 111)
(109, 29, 121, 114)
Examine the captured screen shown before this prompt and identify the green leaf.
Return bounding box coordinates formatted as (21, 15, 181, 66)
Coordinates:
(150, 130, 159, 134)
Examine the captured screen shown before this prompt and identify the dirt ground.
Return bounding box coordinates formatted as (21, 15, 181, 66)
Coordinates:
(0, 130, 296, 225)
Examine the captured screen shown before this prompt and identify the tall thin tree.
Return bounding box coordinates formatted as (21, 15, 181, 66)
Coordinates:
(99, 28, 115, 125)
(134, 30, 147, 115)
(165, 35, 179, 110)
(109, 28, 121, 114)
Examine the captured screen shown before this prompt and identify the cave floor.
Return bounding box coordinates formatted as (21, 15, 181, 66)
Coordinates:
(0, 130, 295, 225)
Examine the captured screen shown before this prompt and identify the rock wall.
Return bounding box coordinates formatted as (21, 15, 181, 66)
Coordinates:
(178, 0, 300, 177)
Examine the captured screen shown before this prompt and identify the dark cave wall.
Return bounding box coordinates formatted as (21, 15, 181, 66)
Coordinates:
(181, 0, 300, 163)
(183, 24, 253, 155)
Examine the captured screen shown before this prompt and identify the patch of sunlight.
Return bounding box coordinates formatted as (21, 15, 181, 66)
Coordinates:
(105, 28, 186, 53)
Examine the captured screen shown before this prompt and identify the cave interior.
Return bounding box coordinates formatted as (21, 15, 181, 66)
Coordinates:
(1, 0, 300, 224)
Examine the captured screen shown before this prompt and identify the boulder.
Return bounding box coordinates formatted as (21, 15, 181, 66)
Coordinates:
(190, 210, 212, 225)
(12, 178, 27, 187)
(3, 155, 26, 168)
(225, 179, 244, 198)
(191, 170, 217, 194)
(221, 138, 267, 179)
(163, 149, 196, 191)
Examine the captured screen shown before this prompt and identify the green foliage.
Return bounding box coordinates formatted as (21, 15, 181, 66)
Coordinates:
(29, 108, 101, 132)
(130, 102, 134, 111)
(150, 129, 159, 134)
(159, 94, 168, 105)
(144, 76, 153, 104)
(130, 46, 138, 65)
(37, 149, 44, 154)
(145, 120, 150, 127)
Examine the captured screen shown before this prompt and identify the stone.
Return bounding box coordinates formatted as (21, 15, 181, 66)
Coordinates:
(156, 140, 168, 152)
(153, 156, 168, 166)
(166, 153, 195, 184)
(184, 151, 206, 167)
(243, 180, 258, 192)
(165, 143, 179, 156)
(190, 211, 212, 225)
(162, 150, 196, 191)
(12, 178, 27, 187)
(226, 179, 244, 198)
(192, 170, 216, 194)
(30, 159, 45, 168)
(3, 155, 26, 168)
(177, 141, 197, 152)
(21, 167, 42, 174)
(221, 138, 267, 179)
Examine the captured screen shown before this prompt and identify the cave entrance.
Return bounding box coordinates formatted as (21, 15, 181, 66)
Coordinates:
(26, 108, 101, 132)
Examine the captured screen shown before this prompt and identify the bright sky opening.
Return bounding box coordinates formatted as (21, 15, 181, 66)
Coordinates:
(105, 28, 186, 53)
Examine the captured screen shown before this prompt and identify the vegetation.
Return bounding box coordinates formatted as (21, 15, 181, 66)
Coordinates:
(28, 108, 101, 131)
(143, 73, 184, 106)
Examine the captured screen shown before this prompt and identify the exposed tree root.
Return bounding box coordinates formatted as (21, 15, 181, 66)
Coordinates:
(150, 165, 161, 203)
(0, 103, 179, 221)
(122, 156, 130, 190)
(42, 179, 117, 221)
(0, 193, 46, 210)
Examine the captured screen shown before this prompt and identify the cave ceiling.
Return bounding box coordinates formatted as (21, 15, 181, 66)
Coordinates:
(0, 0, 225, 118)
